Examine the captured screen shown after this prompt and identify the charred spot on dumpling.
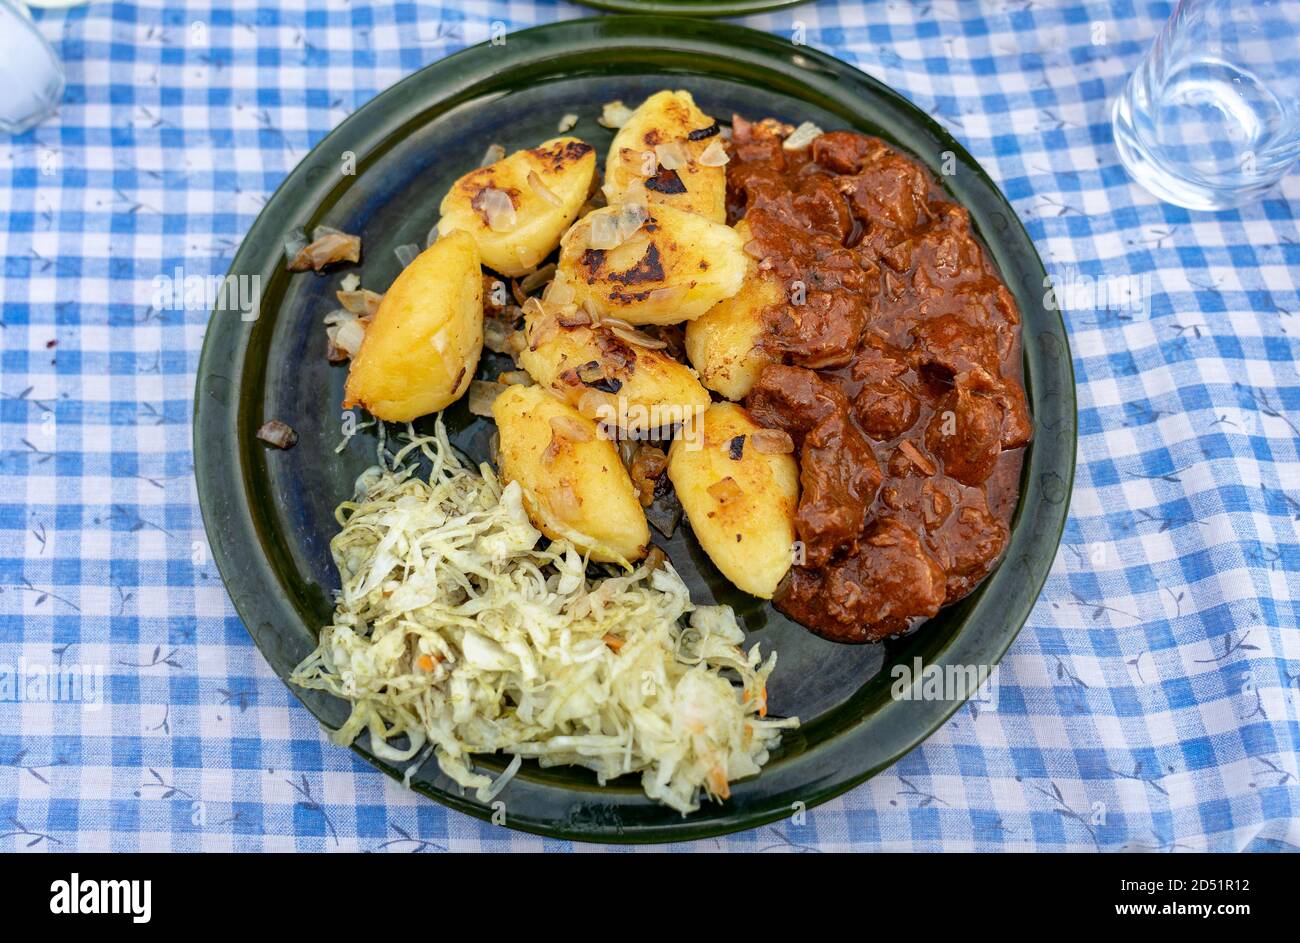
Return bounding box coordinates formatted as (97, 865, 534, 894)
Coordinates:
(580, 247, 607, 279)
(609, 289, 655, 304)
(595, 332, 638, 371)
(587, 375, 622, 393)
(688, 121, 721, 141)
(645, 168, 688, 194)
(531, 138, 595, 172)
(607, 243, 665, 286)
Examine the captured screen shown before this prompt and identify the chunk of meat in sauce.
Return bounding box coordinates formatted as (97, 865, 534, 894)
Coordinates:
(934, 504, 1009, 600)
(767, 288, 868, 369)
(726, 119, 1031, 643)
(925, 386, 1004, 487)
(810, 131, 888, 174)
(746, 363, 846, 449)
(777, 518, 947, 642)
(909, 313, 1001, 382)
(880, 205, 985, 285)
(851, 342, 920, 440)
(792, 173, 853, 242)
(797, 410, 883, 567)
(959, 363, 1033, 449)
(838, 155, 932, 252)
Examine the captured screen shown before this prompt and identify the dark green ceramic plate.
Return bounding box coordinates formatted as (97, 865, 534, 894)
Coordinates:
(573, 0, 812, 18)
(194, 16, 1075, 843)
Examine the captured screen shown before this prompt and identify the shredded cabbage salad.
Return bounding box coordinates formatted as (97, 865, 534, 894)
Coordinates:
(290, 421, 797, 815)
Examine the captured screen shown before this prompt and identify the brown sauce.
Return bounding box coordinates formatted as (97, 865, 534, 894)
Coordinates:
(727, 117, 1031, 643)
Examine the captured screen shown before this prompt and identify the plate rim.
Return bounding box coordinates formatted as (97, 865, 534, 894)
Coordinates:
(194, 15, 1077, 844)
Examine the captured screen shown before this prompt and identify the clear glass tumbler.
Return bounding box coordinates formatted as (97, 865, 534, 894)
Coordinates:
(0, 0, 66, 136)
(1112, 0, 1300, 211)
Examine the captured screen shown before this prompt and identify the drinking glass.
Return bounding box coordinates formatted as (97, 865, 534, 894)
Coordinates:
(1112, 0, 1300, 211)
(0, 0, 66, 136)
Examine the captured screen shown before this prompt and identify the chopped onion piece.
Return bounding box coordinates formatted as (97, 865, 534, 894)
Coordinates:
(520, 262, 557, 295)
(499, 370, 533, 386)
(549, 414, 595, 443)
(783, 120, 824, 151)
(527, 312, 559, 350)
(283, 228, 308, 262)
(646, 285, 685, 305)
(467, 380, 503, 417)
(598, 100, 634, 129)
(750, 428, 795, 455)
(339, 272, 361, 293)
(697, 139, 730, 167)
(608, 324, 668, 350)
(556, 307, 591, 328)
(588, 213, 620, 250)
(257, 419, 298, 449)
(336, 288, 383, 317)
(425, 222, 440, 249)
(288, 226, 362, 272)
(544, 276, 575, 305)
(615, 202, 649, 241)
(557, 113, 579, 133)
(394, 243, 420, 268)
(475, 187, 517, 232)
(528, 170, 563, 208)
(479, 143, 506, 167)
(483, 318, 518, 355)
(326, 316, 367, 361)
(654, 140, 689, 171)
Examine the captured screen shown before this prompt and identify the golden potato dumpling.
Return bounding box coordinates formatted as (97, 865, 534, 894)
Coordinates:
(343, 229, 482, 422)
(518, 304, 710, 434)
(437, 137, 597, 277)
(684, 220, 784, 400)
(553, 203, 745, 325)
(493, 384, 649, 565)
(605, 90, 727, 223)
(668, 403, 799, 598)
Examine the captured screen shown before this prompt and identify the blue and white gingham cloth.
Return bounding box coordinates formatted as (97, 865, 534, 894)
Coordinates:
(1, 0, 1297, 852)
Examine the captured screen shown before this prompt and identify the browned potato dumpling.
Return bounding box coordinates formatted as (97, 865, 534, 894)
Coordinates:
(437, 137, 597, 277)
(604, 90, 727, 223)
(668, 403, 799, 598)
(343, 229, 482, 422)
(518, 303, 710, 434)
(493, 384, 649, 565)
(684, 220, 783, 400)
(552, 203, 745, 325)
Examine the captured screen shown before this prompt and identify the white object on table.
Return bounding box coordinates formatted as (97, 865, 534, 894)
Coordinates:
(0, 0, 68, 135)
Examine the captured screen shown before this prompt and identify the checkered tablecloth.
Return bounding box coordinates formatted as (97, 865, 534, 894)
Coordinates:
(1, 0, 1297, 853)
